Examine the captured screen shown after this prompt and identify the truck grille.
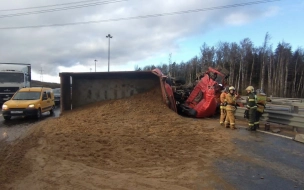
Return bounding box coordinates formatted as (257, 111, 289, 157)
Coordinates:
(0, 87, 19, 93)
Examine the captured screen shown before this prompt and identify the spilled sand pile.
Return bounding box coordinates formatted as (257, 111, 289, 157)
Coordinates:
(0, 86, 236, 190)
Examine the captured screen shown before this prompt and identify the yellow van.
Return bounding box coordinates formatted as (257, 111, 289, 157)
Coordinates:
(2, 87, 55, 120)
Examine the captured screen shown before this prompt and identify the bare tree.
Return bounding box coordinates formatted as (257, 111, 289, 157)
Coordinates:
(240, 38, 253, 92)
(260, 32, 271, 91)
(267, 50, 274, 95)
(168, 53, 172, 77)
(249, 48, 256, 86)
(291, 48, 303, 97)
(138, 34, 304, 98)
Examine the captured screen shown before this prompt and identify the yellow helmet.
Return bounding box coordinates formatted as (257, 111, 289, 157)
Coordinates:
(229, 86, 235, 90)
(246, 86, 254, 92)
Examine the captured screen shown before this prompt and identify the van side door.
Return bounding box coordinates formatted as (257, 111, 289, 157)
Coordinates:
(46, 91, 53, 109)
(41, 91, 49, 113)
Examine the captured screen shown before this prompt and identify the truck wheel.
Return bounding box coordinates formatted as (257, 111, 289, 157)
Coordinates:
(3, 116, 11, 120)
(36, 108, 42, 119)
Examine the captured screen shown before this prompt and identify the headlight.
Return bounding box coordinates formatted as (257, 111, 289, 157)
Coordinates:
(28, 104, 35, 108)
(2, 105, 8, 110)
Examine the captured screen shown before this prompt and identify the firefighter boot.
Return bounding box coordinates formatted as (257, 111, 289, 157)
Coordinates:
(230, 125, 237, 130)
(246, 125, 255, 131)
(256, 124, 260, 129)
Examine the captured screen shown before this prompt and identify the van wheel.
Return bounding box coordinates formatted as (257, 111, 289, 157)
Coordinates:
(50, 106, 55, 115)
(3, 116, 11, 120)
(36, 108, 42, 119)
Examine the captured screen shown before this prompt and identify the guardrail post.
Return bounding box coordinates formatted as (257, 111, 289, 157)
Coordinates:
(290, 106, 299, 132)
(291, 106, 299, 114)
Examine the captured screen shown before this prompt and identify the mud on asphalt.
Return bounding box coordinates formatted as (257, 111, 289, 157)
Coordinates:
(0, 106, 60, 142)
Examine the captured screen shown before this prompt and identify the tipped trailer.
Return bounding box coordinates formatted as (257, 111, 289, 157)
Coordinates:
(59, 67, 229, 118)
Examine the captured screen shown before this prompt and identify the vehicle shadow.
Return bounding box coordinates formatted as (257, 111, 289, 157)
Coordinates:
(1, 107, 60, 127)
(0, 113, 54, 142)
(0, 108, 60, 142)
(1, 113, 53, 127)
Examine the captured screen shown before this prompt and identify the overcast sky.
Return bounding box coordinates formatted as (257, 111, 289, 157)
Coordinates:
(0, 0, 303, 83)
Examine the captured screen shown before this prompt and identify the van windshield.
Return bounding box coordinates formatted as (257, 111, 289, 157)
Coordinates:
(0, 72, 24, 83)
(12, 92, 41, 100)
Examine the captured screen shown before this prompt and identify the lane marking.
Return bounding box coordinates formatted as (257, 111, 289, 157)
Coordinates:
(237, 125, 293, 140)
(257, 129, 293, 140)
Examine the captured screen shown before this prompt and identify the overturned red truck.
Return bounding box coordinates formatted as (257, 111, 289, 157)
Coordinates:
(153, 67, 230, 118)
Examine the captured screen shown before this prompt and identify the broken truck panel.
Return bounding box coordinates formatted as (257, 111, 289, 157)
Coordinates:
(157, 67, 230, 118)
(152, 68, 177, 113)
(184, 72, 218, 118)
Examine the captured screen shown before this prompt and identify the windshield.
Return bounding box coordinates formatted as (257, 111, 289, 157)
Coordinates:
(53, 88, 60, 94)
(12, 92, 41, 100)
(0, 72, 24, 83)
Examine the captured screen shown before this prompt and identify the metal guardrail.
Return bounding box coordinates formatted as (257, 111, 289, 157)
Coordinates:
(238, 96, 304, 114)
(240, 96, 304, 102)
(235, 107, 304, 129)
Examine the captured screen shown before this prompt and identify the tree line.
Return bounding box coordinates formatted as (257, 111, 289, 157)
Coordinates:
(136, 33, 304, 98)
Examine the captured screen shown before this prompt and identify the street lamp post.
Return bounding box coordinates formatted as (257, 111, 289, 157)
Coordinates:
(94, 59, 97, 72)
(106, 34, 113, 72)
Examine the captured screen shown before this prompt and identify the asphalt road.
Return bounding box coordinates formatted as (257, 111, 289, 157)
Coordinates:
(213, 127, 304, 190)
(0, 105, 60, 142)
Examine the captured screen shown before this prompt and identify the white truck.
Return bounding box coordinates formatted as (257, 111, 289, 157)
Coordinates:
(0, 63, 31, 104)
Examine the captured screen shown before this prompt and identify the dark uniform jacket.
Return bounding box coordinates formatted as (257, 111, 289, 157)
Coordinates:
(246, 92, 257, 109)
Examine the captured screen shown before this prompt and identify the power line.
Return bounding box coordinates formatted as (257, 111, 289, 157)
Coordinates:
(0, 0, 127, 19)
(0, 0, 281, 30)
(0, 0, 110, 12)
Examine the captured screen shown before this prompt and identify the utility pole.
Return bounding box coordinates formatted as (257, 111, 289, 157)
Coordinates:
(106, 34, 113, 72)
(90, 68, 92, 72)
(94, 59, 97, 72)
(39, 67, 44, 82)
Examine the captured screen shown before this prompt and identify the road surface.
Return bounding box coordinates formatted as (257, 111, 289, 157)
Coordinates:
(0, 105, 60, 142)
(212, 127, 304, 189)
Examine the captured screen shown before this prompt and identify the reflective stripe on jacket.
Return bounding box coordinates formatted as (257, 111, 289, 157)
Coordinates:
(246, 92, 257, 109)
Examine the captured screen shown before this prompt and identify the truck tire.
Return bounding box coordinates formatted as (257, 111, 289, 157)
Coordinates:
(3, 116, 11, 121)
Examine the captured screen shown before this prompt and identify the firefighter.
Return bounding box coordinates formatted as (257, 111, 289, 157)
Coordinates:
(224, 86, 237, 129)
(246, 86, 257, 131)
(255, 89, 271, 129)
(219, 86, 228, 126)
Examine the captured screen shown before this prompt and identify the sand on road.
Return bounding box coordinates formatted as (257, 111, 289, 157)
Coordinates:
(0, 86, 236, 190)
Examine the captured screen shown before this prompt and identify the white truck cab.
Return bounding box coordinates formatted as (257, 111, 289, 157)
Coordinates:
(0, 63, 31, 104)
